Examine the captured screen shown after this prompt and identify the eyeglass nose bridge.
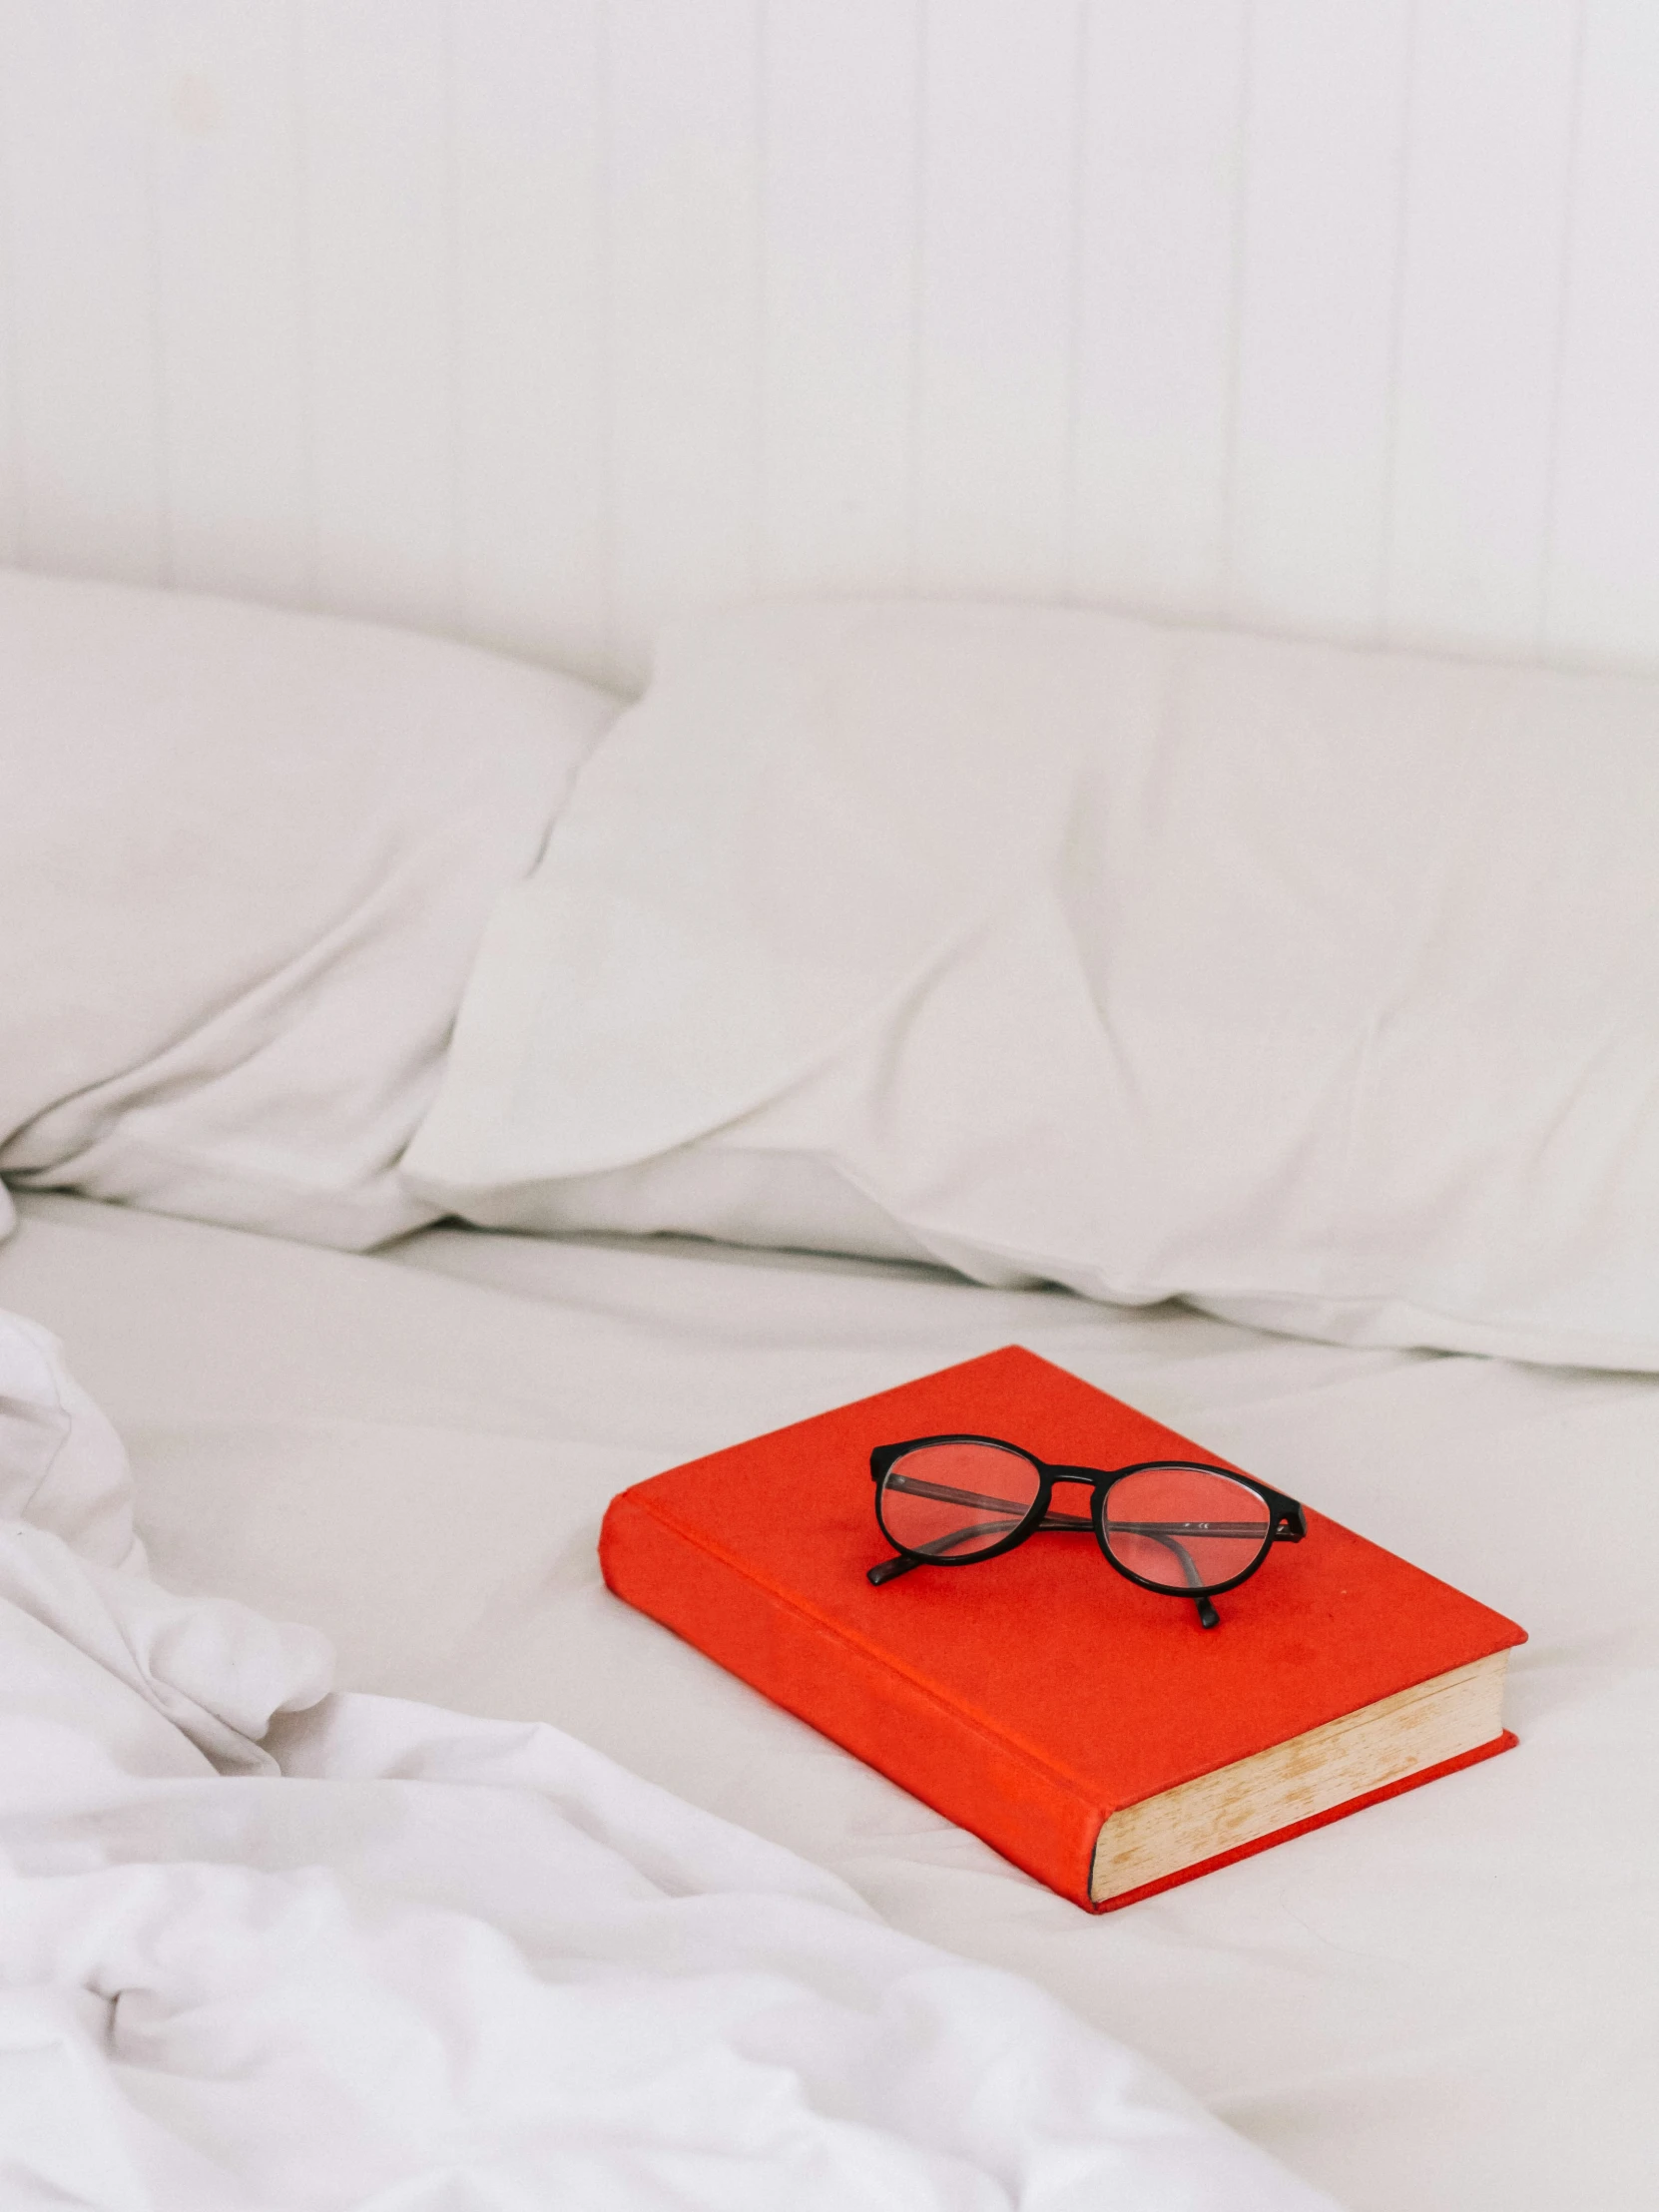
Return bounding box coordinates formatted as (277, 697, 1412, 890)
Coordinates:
(1032, 1465, 1101, 1532)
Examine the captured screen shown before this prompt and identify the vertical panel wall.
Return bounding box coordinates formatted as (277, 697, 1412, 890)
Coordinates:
(1071, 1, 1249, 618)
(0, 0, 168, 586)
(0, 0, 1652, 693)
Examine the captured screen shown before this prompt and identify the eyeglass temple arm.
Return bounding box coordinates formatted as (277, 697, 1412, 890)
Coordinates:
(1130, 1527, 1220, 1629)
(866, 1514, 1021, 1585)
(869, 1529, 1221, 1622)
(866, 1521, 1091, 1584)
(866, 1518, 1088, 1583)
(866, 1551, 920, 1586)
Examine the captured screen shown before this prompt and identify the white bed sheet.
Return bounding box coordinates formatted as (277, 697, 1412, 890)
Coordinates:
(1, 1191, 1653, 2210)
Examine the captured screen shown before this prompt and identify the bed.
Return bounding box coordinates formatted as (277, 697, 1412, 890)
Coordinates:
(1, 1183, 1653, 2211)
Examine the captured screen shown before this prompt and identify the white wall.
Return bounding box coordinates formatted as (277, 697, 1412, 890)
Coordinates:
(1, 0, 1655, 693)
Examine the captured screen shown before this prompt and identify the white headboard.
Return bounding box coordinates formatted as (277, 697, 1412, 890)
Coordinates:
(1, 0, 1653, 693)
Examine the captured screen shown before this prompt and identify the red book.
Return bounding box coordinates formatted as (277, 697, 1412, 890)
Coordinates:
(600, 1347, 1525, 1911)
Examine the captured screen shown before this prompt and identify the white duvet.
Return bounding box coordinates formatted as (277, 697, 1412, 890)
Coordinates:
(0, 1305, 1332, 2211)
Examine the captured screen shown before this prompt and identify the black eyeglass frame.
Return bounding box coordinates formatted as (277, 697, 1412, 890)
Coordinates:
(868, 1434, 1306, 1627)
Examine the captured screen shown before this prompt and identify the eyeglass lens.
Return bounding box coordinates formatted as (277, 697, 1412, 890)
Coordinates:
(877, 1441, 1041, 1562)
(1101, 1465, 1272, 1591)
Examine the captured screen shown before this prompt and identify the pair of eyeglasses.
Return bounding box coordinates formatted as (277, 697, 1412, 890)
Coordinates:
(867, 1435, 1306, 1627)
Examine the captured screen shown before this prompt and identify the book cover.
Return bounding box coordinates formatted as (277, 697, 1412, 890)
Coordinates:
(600, 1346, 1525, 1910)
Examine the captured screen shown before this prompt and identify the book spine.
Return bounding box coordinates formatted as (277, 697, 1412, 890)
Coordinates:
(601, 1492, 1105, 1910)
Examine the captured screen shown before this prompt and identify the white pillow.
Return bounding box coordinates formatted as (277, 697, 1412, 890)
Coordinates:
(405, 599, 1659, 1372)
(0, 570, 621, 1247)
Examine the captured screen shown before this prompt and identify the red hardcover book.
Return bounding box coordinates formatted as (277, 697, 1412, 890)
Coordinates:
(600, 1347, 1525, 1911)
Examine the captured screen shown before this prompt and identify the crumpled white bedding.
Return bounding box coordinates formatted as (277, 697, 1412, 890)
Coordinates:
(0, 1295, 1330, 2209)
